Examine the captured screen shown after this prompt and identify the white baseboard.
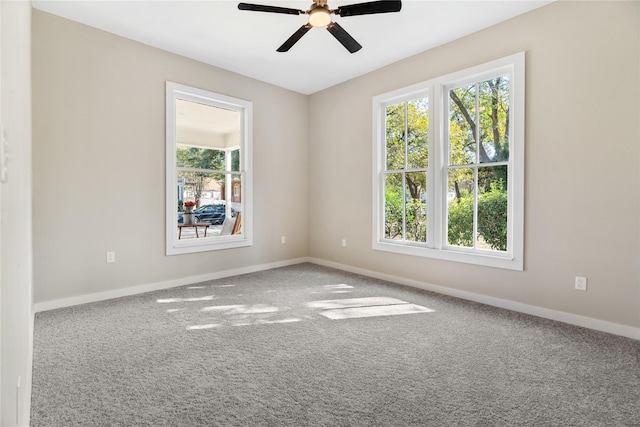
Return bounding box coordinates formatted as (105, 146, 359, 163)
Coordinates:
(33, 257, 311, 313)
(309, 258, 640, 341)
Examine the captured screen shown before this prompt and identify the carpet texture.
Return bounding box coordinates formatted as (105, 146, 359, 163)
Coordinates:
(31, 263, 640, 426)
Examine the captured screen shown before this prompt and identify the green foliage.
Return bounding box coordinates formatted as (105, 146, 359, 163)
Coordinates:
(383, 98, 428, 242)
(231, 149, 240, 172)
(447, 185, 508, 251)
(477, 187, 508, 251)
(385, 103, 406, 171)
(177, 146, 225, 205)
(449, 77, 510, 165)
(447, 196, 474, 247)
(384, 193, 426, 243)
(176, 146, 225, 170)
(405, 198, 426, 242)
(384, 186, 403, 239)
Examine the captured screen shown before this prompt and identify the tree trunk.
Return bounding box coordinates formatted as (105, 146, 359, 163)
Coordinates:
(450, 90, 491, 163)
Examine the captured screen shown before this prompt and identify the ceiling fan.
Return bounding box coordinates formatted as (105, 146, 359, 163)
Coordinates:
(238, 0, 402, 53)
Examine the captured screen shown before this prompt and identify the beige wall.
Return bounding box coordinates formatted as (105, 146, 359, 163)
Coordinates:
(32, 11, 309, 303)
(309, 1, 640, 328)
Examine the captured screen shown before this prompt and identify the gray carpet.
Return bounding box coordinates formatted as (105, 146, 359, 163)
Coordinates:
(31, 263, 640, 426)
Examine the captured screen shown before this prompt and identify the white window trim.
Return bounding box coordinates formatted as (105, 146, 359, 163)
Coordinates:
(372, 52, 524, 271)
(166, 81, 253, 255)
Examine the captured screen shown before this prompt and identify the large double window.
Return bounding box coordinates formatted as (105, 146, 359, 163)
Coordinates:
(166, 82, 252, 255)
(373, 53, 524, 270)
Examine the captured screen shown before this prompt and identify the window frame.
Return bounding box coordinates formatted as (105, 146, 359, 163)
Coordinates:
(372, 53, 524, 271)
(166, 81, 253, 255)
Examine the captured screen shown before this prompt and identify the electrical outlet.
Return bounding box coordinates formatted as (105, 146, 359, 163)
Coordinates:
(341, 239, 347, 248)
(106, 251, 115, 263)
(281, 236, 286, 244)
(575, 276, 587, 291)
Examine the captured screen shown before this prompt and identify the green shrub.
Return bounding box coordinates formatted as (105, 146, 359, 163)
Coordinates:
(384, 189, 403, 239)
(447, 196, 474, 247)
(447, 189, 508, 250)
(477, 189, 508, 251)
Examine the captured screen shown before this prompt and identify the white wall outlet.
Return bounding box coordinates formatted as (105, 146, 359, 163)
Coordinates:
(106, 251, 116, 263)
(281, 236, 286, 244)
(575, 276, 587, 291)
(341, 239, 347, 248)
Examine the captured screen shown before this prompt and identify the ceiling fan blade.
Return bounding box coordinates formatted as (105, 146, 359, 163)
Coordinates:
(336, 0, 402, 17)
(326, 22, 362, 53)
(238, 3, 304, 15)
(277, 24, 312, 52)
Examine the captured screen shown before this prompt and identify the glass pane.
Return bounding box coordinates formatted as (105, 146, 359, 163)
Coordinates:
(405, 172, 427, 243)
(477, 165, 508, 251)
(231, 149, 241, 172)
(385, 102, 406, 171)
(447, 168, 474, 247)
(449, 84, 476, 165)
(230, 174, 242, 207)
(178, 171, 225, 211)
(479, 76, 510, 162)
(176, 172, 245, 238)
(177, 171, 226, 239)
(384, 173, 404, 240)
(223, 174, 243, 235)
(176, 145, 226, 170)
(407, 98, 428, 169)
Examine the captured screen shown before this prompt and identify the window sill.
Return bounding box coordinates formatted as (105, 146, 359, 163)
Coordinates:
(167, 235, 252, 256)
(372, 240, 523, 271)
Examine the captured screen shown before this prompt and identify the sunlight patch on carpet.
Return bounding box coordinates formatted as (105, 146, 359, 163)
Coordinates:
(245, 318, 301, 326)
(324, 284, 354, 289)
(157, 295, 216, 303)
(200, 304, 279, 314)
(307, 297, 407, 310)
(307, 297, 434, 320)
(320, 304, 433, 320)
(187, 324, 221, 330)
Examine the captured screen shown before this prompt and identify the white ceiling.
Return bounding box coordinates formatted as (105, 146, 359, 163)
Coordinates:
(31, 0, 552, 94)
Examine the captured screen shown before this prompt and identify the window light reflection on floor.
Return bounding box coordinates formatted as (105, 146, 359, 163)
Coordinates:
(168, 283, 433, 330)
(157, 295, 217, 304)
(307, 297, 434, 320)
(200, 304, 280, 315)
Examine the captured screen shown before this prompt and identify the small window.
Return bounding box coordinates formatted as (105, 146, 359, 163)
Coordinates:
(166, 82, 252, 255)
(373, 53, 524, 270)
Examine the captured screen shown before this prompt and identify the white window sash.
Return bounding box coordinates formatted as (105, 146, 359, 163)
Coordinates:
(166, 81, 253, 255)
(372, 52, 524, 271)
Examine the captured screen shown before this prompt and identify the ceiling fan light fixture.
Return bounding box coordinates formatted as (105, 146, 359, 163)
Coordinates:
(308, 7, 332, 27)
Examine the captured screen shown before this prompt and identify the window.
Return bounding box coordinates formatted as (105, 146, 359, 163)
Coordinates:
(372, 53, 524, 270)
(166, 82, 252, 255)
